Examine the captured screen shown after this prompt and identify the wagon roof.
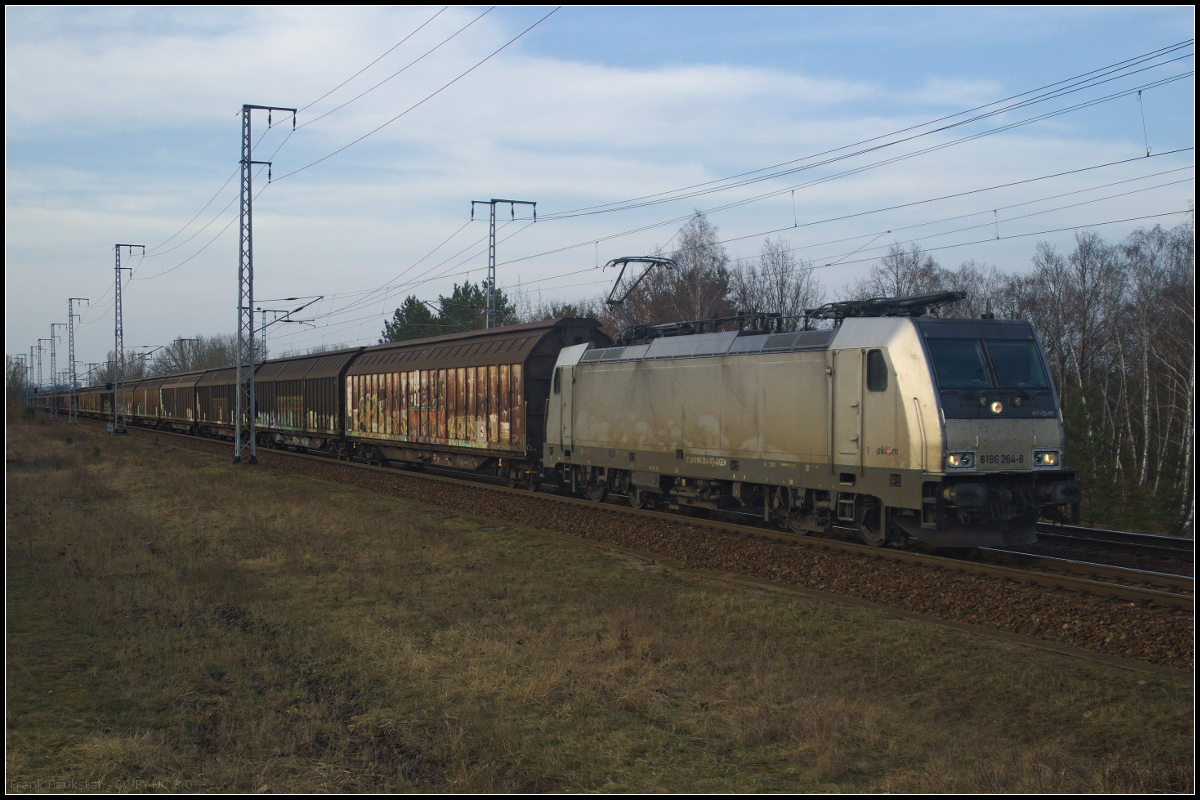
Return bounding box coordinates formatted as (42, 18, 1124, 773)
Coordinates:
(194, 367, 238, 387)
(132, 375, 170, 390)
(255, 348, 364, 381)
(160, 371, 207, 389)
(347, 318, 606, 375)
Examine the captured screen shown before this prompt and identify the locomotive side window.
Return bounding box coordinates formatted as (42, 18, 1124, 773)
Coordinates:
(867, 349, 887, 391)
(553, 367, 562, 395)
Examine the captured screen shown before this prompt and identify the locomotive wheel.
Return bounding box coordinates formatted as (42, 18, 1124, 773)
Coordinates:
(586, 482, 607, 503)
(786, 510, 811, 536)
(627, 485, 647, 509)
(856, 496, 887, 547)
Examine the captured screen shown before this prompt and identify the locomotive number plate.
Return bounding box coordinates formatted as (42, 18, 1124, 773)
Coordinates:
(979, 453, 1025, 465)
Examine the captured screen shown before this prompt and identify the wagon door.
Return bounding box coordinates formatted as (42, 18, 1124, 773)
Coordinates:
(831, 348, 863, 469)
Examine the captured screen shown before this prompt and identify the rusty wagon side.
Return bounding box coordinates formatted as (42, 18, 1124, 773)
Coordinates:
(343, 319, 610, 481)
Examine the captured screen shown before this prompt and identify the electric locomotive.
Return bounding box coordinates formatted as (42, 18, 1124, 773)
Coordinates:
(542, 291, 1081, 548)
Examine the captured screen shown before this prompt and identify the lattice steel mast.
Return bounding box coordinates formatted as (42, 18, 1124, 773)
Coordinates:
(113, 245, 144, 433)
(50, 323, 67, 419)
(470, 199, 536, 329)
(235, 104, 295, 464)
(36, 339, 49, 398)
(68, 297, 88, 422)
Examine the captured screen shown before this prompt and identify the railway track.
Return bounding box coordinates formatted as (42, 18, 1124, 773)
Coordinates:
(90, 418, 1193, 613)
(1036, 522, 1193, 561)
(974, 548, 1192, 609)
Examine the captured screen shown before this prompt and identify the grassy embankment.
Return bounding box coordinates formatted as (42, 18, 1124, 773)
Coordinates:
(6, 412, 1193, 792)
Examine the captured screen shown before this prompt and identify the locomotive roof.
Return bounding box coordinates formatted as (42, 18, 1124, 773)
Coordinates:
(912, 317, 1039, 339)
(576, 315, 1039, 365)
(579, 328, 835, 364)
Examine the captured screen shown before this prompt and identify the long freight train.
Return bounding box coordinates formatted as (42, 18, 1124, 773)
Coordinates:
(51, 309, 1081, 548)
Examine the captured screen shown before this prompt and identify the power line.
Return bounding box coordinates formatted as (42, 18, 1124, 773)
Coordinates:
(804, 209, 1194, 271)
(719, 151, 1195, 250)
(272, 7, 562, 183)
(487, 75, 1196, 275)
(497, 177, 1193, 295)
(143, 116, 290, 261)
(133, 166, 272, 281)
(299, 7, 493, 129)
(537, 40, 1194, 221)
(124, 9, 556, 294)
(789, 179, 1194, 269)
(272, 154, 1194, 339)
(127, 11, 454, 273)
(298, 6, 450, 113)
(305, 219, 525, 326)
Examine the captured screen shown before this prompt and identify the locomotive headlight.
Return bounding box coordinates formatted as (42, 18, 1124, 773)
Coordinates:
(1033, 449, 1059, 467)
(990, 400, 1004, 414)
(946, 451, 975, 470)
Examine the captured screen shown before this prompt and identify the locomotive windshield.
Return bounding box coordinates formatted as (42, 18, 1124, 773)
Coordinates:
(926, 338, 1049, 390)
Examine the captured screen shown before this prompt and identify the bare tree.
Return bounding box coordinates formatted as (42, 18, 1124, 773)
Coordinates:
(148, 334, 239, 376)
(91, 349, 151, 384)
(276, 342, 353, 358)
(6, 355, 29, 406)
(732, 237, 824, 329)
(941, 259, 1007, 318)
(516, 293, 603, 324)
(850, 242, 945, 299)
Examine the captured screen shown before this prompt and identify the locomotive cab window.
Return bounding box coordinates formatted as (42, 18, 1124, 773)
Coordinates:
(984, 339, 1049, 389)
(925, 337, 1050, 390)
(926, 339, 991, 389)
(867, 349, 887, 391)
(553, 367, 562, 395)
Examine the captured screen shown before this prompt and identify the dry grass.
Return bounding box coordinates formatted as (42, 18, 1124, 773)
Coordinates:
(5, 416, 1194, 792)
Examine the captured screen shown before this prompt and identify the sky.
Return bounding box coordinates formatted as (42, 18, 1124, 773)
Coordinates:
(5, 6, 1195, 382)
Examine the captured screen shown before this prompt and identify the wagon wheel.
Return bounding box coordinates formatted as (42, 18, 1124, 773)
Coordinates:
(856, 495, 887, 547)
(586, 481, 607, 503)
(627, 485, 647, 509)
